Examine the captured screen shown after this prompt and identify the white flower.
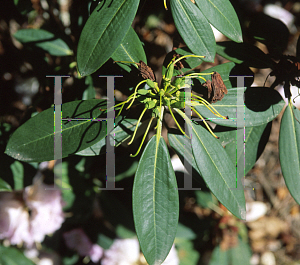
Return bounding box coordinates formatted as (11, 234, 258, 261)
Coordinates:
(101, 238, 140, 265)
(24, 179, 65, 246)
(63, 228, 103, 263)
(24, 180, 65, 244)
(0, 192, 32, 246)
(161, 245, 179, 265)
(0, 177, 65, 248)
(102, 238, 179, 265)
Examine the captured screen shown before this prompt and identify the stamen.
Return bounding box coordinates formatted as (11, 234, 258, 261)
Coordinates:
(191, 106, 219, 139)
(191, 94, 227, 119)
(130, 117, 154, 157)
(167, 101, 190, 138)
(128, 107, 148, 145)
(127, 80, 147, 109)
(164, 0, 168, 10)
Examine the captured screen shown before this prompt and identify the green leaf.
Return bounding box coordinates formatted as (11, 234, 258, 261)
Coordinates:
(178, 113, 246, 219)
(279, 104, 300, 204)
(14, 29, 72, 56)
(209, 239, 251, 265)
(189, 124, 245, 220)
(0, 178, 12, 191)
(193, 87, 285, 127)
(0, 245, 35, 265)
(216, 123, 270, 174)
(176, 223, 197, 240)
(10, 161, 24, 190)
(133, 136, 179, 265)
(77, 0, 139, 76)
(5, 99, 108, 162)
(170, 0, 216, 62)
(216, 42, 273, 68)
(199, 61, 236, 89)
(195, 190, 217, 208)
(168, 132, 202, 182)
(209, 245, 229, 265)
(162, 47, 204, 77)
(76, 118, 141, 156)
(54, 161, 75, 210)
(112, 27, 147, 72)
(175, 239, 199, 265)
(229, 239, 252, 265)
(195, 0, 242, 43)
(82, 76, 96, 100)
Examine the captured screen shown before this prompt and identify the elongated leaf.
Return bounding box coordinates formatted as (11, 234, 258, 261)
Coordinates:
(193, 87, 285, 127)
(0, 178, 12, 191)
(170, 0, 216, 62)
(209, 239, 251, 265)
(77, 0, 139, 76)
(195, 0, 242, 43)
(133, 136, 179, 265)
(169, 123, 270, 184)
(14, 29, 72, 56)
(216, 123, 270, 174)
(5, 100, 109, 162)
(209, 245, 229, 265)
(176, 239, 200, 265)
(216, 42, 273, 68)
(0, 245, 34, 265)
(76, 118, 141, 156)
(179, 114, 246, 219)
(112, 27, 147, 72)
(82, 75, 96, 100)
(229, 239, 252, 265)
(279, 104, 300, 204)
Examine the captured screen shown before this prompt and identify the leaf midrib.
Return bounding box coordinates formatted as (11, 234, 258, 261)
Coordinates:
(175, 0, 208, 54)
(85, 0, 128, 67)
(206, 0, 239, 37)
(191, 124, 242, 215)
(13, 115, 106, 149)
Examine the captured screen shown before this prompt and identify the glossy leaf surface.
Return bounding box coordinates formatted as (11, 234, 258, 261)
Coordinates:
(76, 118, 141, 156)
(133, 136, 179, 265)
(184, 118, 246, 219)
(194, 87, 285, 127)
(216, 123, 270, 174)
(5, 100, 108, 162)
(196, 0, 242, 43)
(112, 27, 147, 72)
(279, 104, 300, 204)
(170, 0, 216, 62)
(77, 0, 139, 76)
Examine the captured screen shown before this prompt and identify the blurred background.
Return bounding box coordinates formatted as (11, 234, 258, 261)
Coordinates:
(1, 0, 300, 264)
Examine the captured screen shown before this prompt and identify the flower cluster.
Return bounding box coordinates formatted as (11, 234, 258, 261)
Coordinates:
(0, 177, 65, 248)
(63, 232, 179, 265)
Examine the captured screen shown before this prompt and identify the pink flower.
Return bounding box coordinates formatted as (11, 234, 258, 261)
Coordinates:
(63, 228, 103, 263)
(0, 177, 65, 248)
(24, 180, 65, 244)
(0, 192, 32, 246)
